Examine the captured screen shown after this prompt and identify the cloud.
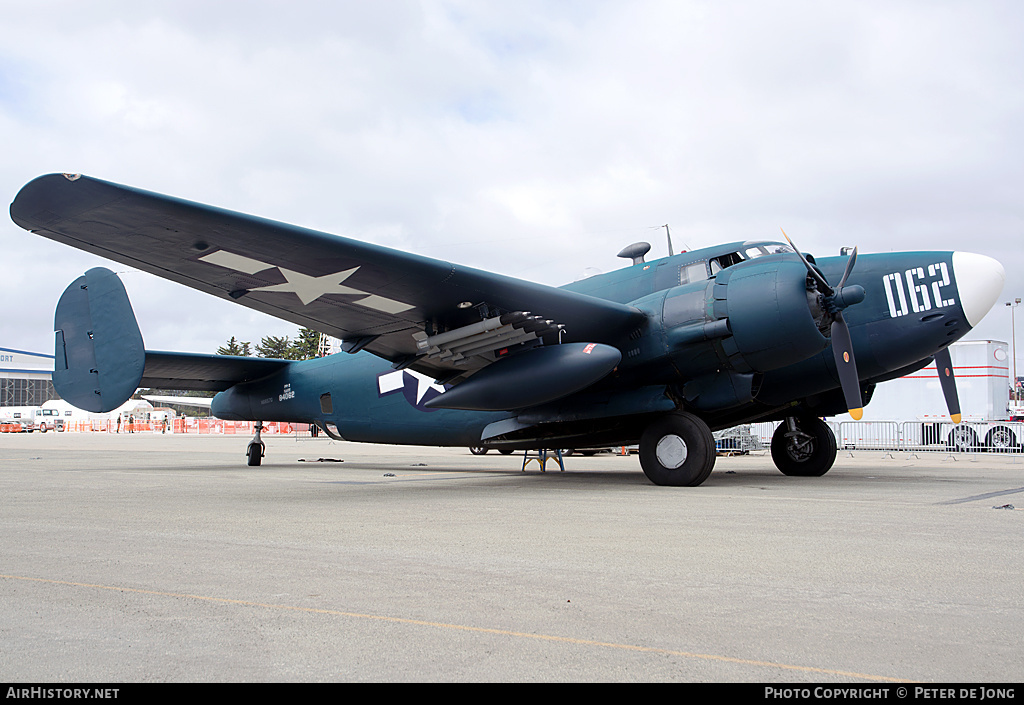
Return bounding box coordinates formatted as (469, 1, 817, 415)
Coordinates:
(1, 0, 1021, 357)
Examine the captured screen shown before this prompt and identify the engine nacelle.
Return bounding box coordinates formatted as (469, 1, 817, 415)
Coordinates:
(709, 256, 829, 373)
(641, 255, 828, 381)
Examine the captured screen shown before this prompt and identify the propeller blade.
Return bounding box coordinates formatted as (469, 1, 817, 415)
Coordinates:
(780, 229, 866, 419)
(830, 312, 863, 420)
(837, 246, 858, 289)
(780, 228, 832, 295)
(933, 347, 962, 424)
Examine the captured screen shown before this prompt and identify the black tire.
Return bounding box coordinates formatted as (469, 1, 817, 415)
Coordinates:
(771, 417, 837, 477)
(247, 443, 262, 467)
(469, 446, 488, 455)
(985, 426, 1017, 453)
(946, 425, 980, 453)
(498, 449, 514, 455)
(639, 412, 716, 487)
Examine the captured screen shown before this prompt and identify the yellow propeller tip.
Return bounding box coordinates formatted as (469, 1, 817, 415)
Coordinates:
(849, 408, 863, 421)
(951, 414, 962, 424)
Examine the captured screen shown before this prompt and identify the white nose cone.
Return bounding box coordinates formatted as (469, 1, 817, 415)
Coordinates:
(953, 252, 1005, 327)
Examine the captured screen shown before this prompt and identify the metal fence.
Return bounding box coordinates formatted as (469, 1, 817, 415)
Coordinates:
(7, 415, 1024, 455)
(750, 420, 1024, 454)
(14, 419, 315, 436)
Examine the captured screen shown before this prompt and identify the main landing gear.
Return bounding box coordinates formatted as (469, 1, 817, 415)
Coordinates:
(246, 422, 266, 467)
(639, 411, 716, 486)
(770, 416, 837, 477)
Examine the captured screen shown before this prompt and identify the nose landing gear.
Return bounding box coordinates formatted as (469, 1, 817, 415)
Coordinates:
(771, 416, 837, 476)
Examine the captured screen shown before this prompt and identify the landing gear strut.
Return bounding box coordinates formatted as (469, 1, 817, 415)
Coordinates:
(247, 422, 265, 467)
(639, 411, 716, 486)
(771, 416, 837, 476)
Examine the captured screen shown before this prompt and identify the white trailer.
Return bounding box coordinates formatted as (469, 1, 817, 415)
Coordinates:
(834, 340, 1018, 451)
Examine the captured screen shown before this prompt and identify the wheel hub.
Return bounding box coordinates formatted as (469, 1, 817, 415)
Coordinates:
(655, 434, 688, 469)
(785, 430, 815, 462)
(990, 429, 1011, 447)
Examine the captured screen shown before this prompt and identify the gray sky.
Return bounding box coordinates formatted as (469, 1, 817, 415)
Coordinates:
(2, 1, 1021, 365)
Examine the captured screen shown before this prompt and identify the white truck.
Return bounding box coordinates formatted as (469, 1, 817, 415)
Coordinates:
(0, 406, 64, 432)
(835, 340, 1019, 451)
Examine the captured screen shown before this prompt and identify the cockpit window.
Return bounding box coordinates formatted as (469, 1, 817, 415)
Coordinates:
(709, 251, 745, 272)
(679, 262, 710, 284)
(744, 243, 793, 259)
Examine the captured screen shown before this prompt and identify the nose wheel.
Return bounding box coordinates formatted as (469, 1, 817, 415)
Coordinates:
(246, 422, 265, 467)
(771, 416, 837, 476)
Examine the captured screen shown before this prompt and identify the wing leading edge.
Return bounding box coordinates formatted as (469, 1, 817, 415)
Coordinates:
(12, 174, 644, 380)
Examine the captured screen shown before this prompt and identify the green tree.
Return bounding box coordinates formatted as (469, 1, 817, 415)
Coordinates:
(290, 327, 322, 360)
(217, 337, 251, 356)
(256, 335, 293, 359)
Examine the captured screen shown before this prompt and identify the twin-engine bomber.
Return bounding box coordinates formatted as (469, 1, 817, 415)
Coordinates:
(10, 173, 1006, 485)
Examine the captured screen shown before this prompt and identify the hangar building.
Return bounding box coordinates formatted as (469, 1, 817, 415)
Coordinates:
(0, 347, 58, 407)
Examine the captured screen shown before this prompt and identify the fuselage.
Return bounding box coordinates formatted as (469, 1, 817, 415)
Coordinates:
(212, 241, 1004, 448)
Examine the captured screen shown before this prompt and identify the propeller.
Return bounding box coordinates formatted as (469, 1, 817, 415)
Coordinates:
(933, 347, 962, 424)
(780, 229, 867, 419)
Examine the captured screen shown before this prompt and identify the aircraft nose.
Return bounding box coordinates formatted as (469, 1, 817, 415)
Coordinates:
(952, 252, 1005, 328)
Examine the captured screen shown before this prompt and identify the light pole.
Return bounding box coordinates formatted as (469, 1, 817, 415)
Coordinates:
(1007, 298, 1021, 402)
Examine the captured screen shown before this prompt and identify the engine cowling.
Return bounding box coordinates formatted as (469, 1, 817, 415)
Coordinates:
(638, 255, 831, 412)
(711, 256, 829, 373)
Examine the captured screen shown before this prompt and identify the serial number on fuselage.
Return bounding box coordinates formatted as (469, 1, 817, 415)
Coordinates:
(883, 262, 954, 318)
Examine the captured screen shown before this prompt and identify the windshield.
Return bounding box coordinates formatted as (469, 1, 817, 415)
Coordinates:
(743, 242, 794, 259)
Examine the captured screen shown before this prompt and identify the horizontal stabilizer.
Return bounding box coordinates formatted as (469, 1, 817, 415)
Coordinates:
(141, 351, 291, 391)
(141, 395, 213, 409)
(53, 267, 146, 412)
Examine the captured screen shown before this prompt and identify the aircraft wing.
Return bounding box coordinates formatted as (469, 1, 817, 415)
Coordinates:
(12, 174, 644, 379)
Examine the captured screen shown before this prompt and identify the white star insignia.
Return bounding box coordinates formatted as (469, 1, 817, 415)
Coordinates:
(252, 267, 361, 305)
(200, 249, 413, 312)
(411, 370, 447, 404)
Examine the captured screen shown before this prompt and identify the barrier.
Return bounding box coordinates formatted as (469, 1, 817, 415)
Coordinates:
(751, 421, 782, 447)
(735, 420, 1024, 456)
(898, 420, 1024, 454)
(55, 419, 315, 436)
(836, 421, 902, 451)
(14, 416, 1024, 456)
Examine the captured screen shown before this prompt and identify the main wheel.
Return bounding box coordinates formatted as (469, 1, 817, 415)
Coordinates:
(639, 412, 716, 486)
(247, 442, 263, 467)
(469, 446, 488, 455)
(771, 417, 837, 477)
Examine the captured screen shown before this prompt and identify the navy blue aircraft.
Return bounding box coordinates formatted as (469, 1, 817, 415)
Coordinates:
(10, 173, 1005, 486)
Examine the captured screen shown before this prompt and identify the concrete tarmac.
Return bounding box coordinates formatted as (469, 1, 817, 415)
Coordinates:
(0, 432, 1021, 683)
